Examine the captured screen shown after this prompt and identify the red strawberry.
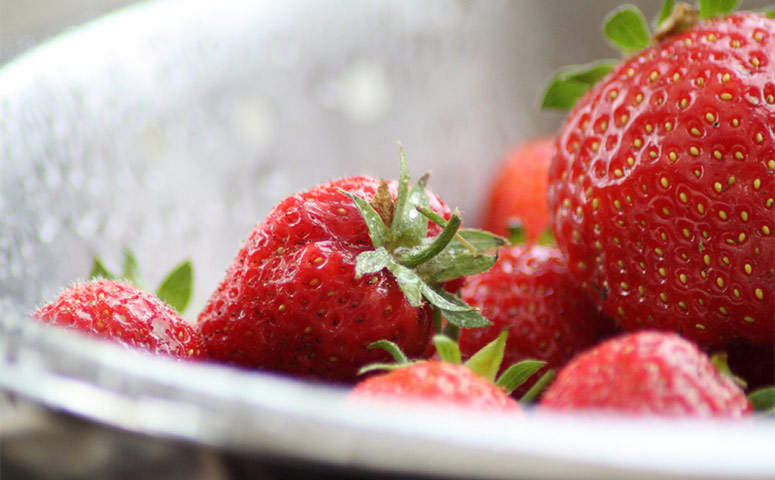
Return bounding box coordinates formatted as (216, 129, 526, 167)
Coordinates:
(541, 331, 752, 417)
(481, 137, 554, 242)
(199, 151, 502, 382)
(348, 332, 542, 411)
(458, 244, 615, 396)
(33, 279, 204, 359)
(349, 361, 522, 412)
(547, 10, 775, 348)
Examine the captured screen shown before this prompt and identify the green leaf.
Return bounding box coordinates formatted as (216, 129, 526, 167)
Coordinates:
(433, 334, 462, 364)
(443, 308, 492, 330)
(397, 177, 432, 243)
(749, 387, 775, 416)
(387, 261, 425, 307)
(656, 0, 675, 27)
(765, 10, 775, 19)
(390, 144, 412, 237)
(604, 5, 651, 54)
(495, 360, 547, 395)
(366, 339, 410, 364)
(464, 330, 508, 382)
(89, 257, 115, 280)
(421, 285, 475, 313)
(520, 369, 556, 404)
(399, 211, 461, 268)
(156, 260, 193, 314)
(121, 248, 140, 285)
(698, 0, 737, 20)
(340, 189, 389, 248)
(540, 61, 616, 110)
(455, 229, 508, 253)
(419, 251, 497, 284)
(355, 247, 391, 276)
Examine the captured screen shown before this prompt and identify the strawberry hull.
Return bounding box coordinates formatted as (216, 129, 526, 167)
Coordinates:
(548, 13, 775, 349)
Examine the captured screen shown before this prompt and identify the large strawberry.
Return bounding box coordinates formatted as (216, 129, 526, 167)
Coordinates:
(545, 3, 774, 348)
(33, 279, 204, 359)
(349, 333, 543, 412)
(199, 149, 503, 382)
(481, 137, 554, 243)
(540, 331, 752, 417)
(457, 244, 615, 396)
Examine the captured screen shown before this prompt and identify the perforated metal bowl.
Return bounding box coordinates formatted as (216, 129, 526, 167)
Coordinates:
(1, 1, 774, 478)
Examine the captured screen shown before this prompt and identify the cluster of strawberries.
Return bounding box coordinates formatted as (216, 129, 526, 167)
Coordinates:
(34, 2, 773, 417)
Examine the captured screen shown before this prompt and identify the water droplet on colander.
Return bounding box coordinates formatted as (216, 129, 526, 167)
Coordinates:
(37, 217, 60, 244)
(75, 211, 101, 239)
(229, 94, 278, 153)
(69, 168, 86, 189)
(338, 60, 393, 123)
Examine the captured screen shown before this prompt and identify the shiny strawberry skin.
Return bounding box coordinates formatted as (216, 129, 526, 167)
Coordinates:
(349, 361, 522, 412)
(458, 244, 615, 396)
(541, 331, 751, 417)
(482, 137, 554, 242)
(33, 279, 204, 359)
(548, 13, 775, 348)
(198, 176, 451, 383)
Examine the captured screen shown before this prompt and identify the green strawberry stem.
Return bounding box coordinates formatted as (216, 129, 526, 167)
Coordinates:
(400, 211, 462, 268)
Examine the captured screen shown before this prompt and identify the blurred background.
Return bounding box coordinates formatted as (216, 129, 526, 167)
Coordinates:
(1, 1, 773, 479)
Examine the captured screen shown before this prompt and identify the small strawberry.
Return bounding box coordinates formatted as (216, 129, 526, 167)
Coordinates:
(541, 331, 752, 417)
(33, 279, 204, 359)
(349, 361, 521, 412)
(544, 3, 775, 348)
(199, 148, 504, 382)
(458, 244, 615, 396)
(481, 137, 554, 243)
(348, 333, 543, 412)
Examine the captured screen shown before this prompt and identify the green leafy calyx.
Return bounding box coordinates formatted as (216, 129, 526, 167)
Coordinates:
(604, 5, 651, 53)
(345, 146, 506, 329)
(541, 0, 742, 112)
(360, 333, 546, 399)
(89, 249, 193, 314)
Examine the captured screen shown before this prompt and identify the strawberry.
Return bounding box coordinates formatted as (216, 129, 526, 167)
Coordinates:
(33, 279, 204, 359)
(457, 244, 615, 396)
(199, 149, 503, 382)
(349, 361, 521, 412)
(541, 331, 752, 417)
(348, 333, 543, 412)
(481, 137, 554, 243)
(545, 6, 775, 348)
